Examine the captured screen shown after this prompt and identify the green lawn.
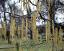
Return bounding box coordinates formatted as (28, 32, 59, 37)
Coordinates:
(0, 39, 47, 51)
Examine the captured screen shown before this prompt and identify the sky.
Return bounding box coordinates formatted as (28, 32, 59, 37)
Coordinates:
(7, 0, 37, 15)
(55, 11, 64, 23)
(59, 0, 64, 4)
(4, 0, 64, 24)
(0, 0, 64, 28)
(7, 0, 46, 27)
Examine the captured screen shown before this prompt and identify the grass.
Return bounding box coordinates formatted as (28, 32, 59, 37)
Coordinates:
(0, 44, 47, 51)
(0, 38, 47, 51)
